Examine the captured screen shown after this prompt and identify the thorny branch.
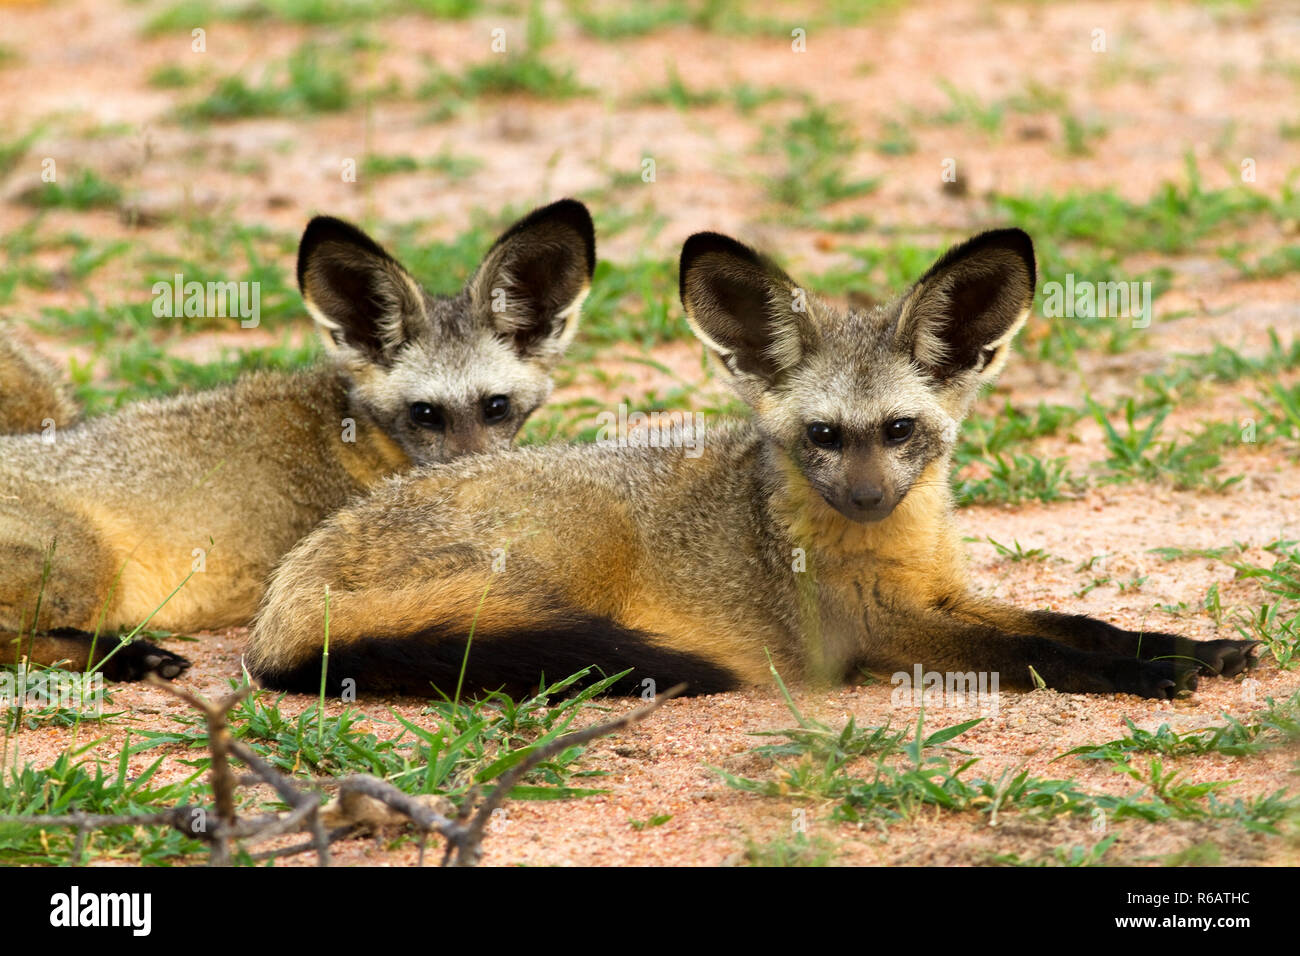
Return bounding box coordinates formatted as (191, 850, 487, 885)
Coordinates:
(0, 678, 685, 867)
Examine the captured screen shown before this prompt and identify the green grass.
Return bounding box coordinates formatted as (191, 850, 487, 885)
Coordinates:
(960, 400, 1082, 459)
(987, 157, 1296, 362)
(995, 156, 1292, 257)
(0, 230, 132, 303)
(1090, 398, 1242, 492)
(19, 169, 122, 211)
(1255, 379, 1300, 445)
(1059, 694, 1300, 762)
(180, 44, 353, 120)
(1145, 539, 1300, 668)
(1060, 112, 1109, 156)
(935, 80, 1005, 135)
(721, 672, 1300, 844)
(580, 258, 680, 346)
(631, 66, 790, 114)
(992, 835, 1119, 867)
(1233, 602, 1300, 668)
(25, 218, 307, 412)
(954, 453, 1080, 506)
(805, 159, 1290, 362)
(138, 668, 621, 801)
(72, 337, 322, 414)
(1222, 242, 1300, 279)
(567, 0, 695, 38)
(985, 537, 1051, 563)
(0, 664, 120, 733)
(1139, 333, 1300, 408)
(1228, 540, 1300, 667)
(763, 106, 880, 214)
(874, 118, 916, 156)
(1, 666, 623, 864)
(812, 240, 948, 301)
(0, 744, 208, 864)
(634, 62, 724, 109)
(628, 813, 673, 830)
(568, 0, 900, 39)
(362, 151, 481, 180)
(420, 2, 585, 109)
(145, 0, 477, 34)
(0, 129, 40, 178)
(147, 63, 205, 89)
(744, 832, 839, 866)
(379, 215, 503, 297)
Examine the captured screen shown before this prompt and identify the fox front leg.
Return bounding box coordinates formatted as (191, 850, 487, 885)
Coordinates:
(863, 606, 1200, 699)
(944, 600, 1257, 680)
(3, 628, 191, 681)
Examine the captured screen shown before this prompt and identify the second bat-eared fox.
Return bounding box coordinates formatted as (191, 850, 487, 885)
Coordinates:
(0, 199, 595, 680)
(246, 227, 1256, 700)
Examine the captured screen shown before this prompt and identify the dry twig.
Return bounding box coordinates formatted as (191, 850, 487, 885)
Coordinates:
(1, 679, 685, 867)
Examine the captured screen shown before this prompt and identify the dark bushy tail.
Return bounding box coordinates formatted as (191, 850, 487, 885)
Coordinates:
(250, 608, 741, 700)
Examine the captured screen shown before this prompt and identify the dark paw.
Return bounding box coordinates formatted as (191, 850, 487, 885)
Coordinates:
(100, 640, 192, 682)
(1188, 638, 1259, 678)
(1134, 631, 1260, 680)
(1109, 658, 1198, 699)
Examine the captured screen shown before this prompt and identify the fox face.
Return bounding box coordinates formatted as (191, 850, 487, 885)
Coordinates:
(298, 199, 595, 465)
(680, 229, 1035, 523)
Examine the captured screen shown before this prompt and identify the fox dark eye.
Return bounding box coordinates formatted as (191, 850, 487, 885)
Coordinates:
(482, 395, 511, 424)
(807, 422, 841, 449)
(884, 419, 915, 444)
(409, 402, 446, 431)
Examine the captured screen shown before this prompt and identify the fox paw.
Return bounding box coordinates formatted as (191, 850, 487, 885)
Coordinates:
(1110, 658, 1198, 699)
(1188, 638, 1258, 678)
(101, 640, 192, 682)
(1133, 631, 1260, 681)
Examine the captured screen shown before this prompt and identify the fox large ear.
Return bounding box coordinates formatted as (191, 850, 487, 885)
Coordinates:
(896, 228, 1035, 383)
(297, 216, 426, 363)
(469, 198, 595, 366)
(679, 232, 810, 395)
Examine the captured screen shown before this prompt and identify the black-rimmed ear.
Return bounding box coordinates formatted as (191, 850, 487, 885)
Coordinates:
(297, 216, 425, 362)
(896, 228, 1036, 381)
(469, 199, 595, 364)
(679, 232, 809, 388)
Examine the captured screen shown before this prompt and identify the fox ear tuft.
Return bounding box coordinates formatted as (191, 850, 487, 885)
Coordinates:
(297, 216, 425, 362)
(470, 199, 595, 366)
(679, 232, 810, 393)
(896, 228, 1035, 382)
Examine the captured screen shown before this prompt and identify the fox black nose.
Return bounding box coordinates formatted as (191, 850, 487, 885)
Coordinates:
(850, 486, 884, 509)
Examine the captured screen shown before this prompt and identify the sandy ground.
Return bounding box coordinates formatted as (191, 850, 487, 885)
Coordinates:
(0, 0, 1298, 865)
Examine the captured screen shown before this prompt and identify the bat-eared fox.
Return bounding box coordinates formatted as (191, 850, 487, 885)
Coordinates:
(246, 228, 1255, 700)
(0, 199, 595, 680)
